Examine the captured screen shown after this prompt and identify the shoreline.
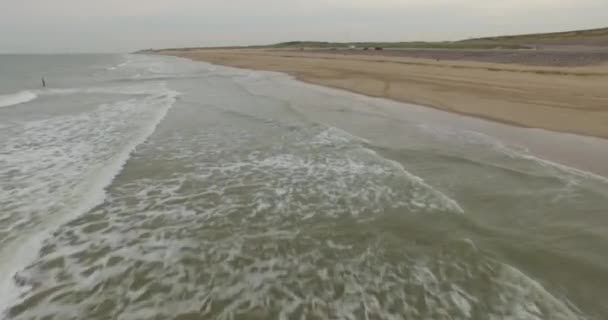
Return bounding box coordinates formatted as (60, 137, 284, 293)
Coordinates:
(292, 75, 536, 131)
(281, 71, 608, 180)
(151, 51, 608, 178)
(157, 49, 608, 140)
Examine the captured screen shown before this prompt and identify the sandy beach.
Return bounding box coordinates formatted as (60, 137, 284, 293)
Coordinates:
(3, 52, 608, 320)
(159, 49, 608, 138)
(5, 0, 608, 317)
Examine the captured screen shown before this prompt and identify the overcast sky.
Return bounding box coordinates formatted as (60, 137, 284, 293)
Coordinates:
(1, 0, 606, 53)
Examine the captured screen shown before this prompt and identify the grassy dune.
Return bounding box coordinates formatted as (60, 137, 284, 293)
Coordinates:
(460, 27, 608, 47)
(139, 41, 527, 52)
(260, 41, 529, 50)
(139, 26, 608, 53)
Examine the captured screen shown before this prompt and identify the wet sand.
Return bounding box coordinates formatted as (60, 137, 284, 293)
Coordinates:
(159, 49, 608, 139)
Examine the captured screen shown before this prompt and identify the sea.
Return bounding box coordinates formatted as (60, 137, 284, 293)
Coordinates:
(1, 53, 608, 320)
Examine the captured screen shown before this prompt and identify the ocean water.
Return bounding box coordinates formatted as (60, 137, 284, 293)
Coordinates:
(1, 53, 607, 320)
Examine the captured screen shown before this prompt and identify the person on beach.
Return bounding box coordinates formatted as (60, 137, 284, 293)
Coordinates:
(41, 77, 46, 88)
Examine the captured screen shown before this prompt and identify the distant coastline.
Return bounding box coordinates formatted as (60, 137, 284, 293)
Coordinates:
(144, 27, 608, 138)
(137, 26, 608, 55)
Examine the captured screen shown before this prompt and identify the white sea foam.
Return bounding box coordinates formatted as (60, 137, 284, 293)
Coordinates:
(2, 56, 595, 319)
(44, 85, 160, 96)
(0, 90, 38, 108)
(0, 83, 179, 315)
(3, 101, 584, 320)
(0, 86, 155, 103)
(500, 145, 608, 185)
(364, 147, 465, 214)
(13, 214, 582, 319)
(104, 62, 128, 71)
(309, 127, 463, 214)
(418, 123, 608, 185)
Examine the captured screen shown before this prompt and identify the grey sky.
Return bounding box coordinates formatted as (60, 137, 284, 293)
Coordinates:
(1, 0, 606, 53)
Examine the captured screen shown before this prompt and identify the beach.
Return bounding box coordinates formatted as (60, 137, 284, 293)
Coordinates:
(2, 53, 608, 319)
(4, 0, 608, 316)
(159, 48, 608, 138)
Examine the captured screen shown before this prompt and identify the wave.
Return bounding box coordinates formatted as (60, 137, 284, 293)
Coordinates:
(42, 84, 170, 97)
(0, 91, 38, 108)
(309, 127, 464, 214)
(0, 84, 176, 112)
(0, 84, 180, 315)
(418, 123, 608, 185)
(104, 62, 127, 71)
(363, 148, 465, 214)
(500, 146, 608, 185)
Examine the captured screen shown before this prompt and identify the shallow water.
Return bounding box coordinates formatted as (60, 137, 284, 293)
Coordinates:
(1, 54, 607, 320)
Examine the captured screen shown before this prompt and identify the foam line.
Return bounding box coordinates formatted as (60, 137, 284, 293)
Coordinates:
(0, 91, 38, 108)
(0, 87, 179, 316)
(368, 148, 465, 214)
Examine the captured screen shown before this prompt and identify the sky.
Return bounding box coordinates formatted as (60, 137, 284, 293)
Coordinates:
(1, 0, 607, 53)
